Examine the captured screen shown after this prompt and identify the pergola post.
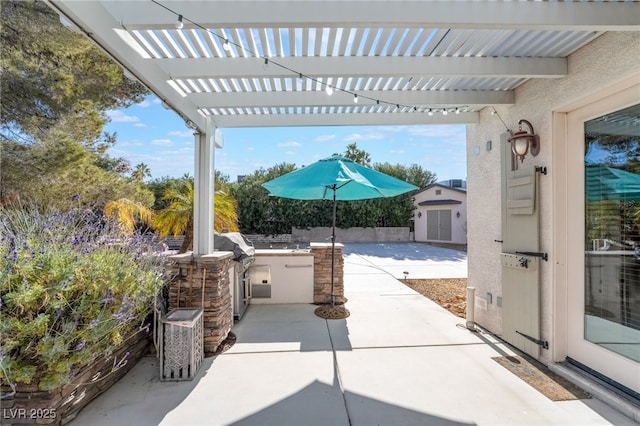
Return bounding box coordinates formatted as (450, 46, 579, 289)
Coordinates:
(193, 129, 215, 255)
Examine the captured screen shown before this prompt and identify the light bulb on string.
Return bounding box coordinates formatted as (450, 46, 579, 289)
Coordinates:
(442, 109, 448, 116)
(165, 11, 451, 118)
(455, 107, 460, 115)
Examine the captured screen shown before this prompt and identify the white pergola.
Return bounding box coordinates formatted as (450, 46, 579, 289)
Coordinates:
(46, 0, 638, 254)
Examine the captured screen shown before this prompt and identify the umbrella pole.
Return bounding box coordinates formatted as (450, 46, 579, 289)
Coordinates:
(330, 186, 337, 307)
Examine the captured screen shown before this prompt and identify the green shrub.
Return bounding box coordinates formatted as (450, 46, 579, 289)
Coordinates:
(0, 206, 168, 392)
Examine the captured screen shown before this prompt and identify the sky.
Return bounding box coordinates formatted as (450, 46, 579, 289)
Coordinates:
(105, 95, 467, 183)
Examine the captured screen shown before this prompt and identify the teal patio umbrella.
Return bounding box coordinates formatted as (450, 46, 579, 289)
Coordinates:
(586, 164, 640, 202)
(262, 154, 418, 310)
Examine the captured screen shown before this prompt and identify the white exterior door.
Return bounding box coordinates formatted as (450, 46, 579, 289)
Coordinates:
(565, 86, 640, 394)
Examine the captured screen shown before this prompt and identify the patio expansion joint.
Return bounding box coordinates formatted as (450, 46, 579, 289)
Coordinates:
(219, 348, 315, 356)
(325, 318, 353, 426)
(347, 341, 494, 351)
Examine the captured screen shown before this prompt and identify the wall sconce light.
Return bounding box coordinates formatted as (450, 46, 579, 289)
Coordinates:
(456, 211, 461, 218)
(417, 212, 422, 218)
(508, 119, 540, 162)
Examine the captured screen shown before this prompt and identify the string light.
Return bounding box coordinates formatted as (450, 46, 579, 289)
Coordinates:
(153, 2, 471, 116)
(491, 107, 510, 132)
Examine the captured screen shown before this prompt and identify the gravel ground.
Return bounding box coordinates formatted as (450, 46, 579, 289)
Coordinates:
(400, 278, 467, 318)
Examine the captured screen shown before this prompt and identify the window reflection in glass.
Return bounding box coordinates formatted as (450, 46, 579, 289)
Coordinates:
(584, 103, 640, 362)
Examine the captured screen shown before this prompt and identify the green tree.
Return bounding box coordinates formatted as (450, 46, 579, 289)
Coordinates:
(153, 178, 239, 253)
(131, 163, 152, 183)
(104, 198, 155, 235)
(374, 162, 437, 189)
(344, 142, 372, 166)
(0, 136, 153, 211)
(231, 163, 323, 235)
(0, 0, 151, 210)
(1, 0, 147, 143)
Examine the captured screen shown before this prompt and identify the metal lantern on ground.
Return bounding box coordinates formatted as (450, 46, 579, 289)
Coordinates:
(262, 154, 418, 319)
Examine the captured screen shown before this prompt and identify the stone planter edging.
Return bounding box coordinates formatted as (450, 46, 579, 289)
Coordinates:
(1, 330, 149, 426)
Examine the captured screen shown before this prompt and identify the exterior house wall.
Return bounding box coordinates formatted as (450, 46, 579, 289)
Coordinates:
(466, 31, 640, 361)
(413, 186, 467, 245)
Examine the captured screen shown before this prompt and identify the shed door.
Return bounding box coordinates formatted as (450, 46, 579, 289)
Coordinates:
(427, 210, 452, 241)
(501, 133, 542, 358)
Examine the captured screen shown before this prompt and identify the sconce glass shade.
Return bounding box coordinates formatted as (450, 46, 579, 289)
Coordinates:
(508, 119, 540, 163)
(512, 137, 530, 156)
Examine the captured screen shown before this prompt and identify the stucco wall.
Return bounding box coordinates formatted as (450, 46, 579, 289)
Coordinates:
(466, 32, 640, 357)
(413, 187, 467, 245)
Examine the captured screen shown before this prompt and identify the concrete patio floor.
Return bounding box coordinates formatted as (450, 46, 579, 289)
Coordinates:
(70, 243, 634, 425)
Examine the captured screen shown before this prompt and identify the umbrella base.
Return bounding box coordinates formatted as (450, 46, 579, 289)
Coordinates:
(314, 304, 350, 320)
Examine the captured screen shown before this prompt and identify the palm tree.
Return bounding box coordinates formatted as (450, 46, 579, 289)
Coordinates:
(344, 142, 372, 167)
(153, 179, 239, 253)
(103, 198, 154, 235)
(131, 163, 151, 183)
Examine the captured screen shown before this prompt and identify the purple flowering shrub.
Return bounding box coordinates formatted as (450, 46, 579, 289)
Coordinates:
(0, 206, 168, 392)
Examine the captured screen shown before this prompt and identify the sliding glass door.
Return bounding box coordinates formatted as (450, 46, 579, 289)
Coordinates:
(566, 88, 640, 394)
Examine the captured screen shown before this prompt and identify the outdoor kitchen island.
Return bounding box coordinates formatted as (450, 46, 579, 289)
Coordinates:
(248, 242, 345, 306)
(249, 249, 314, 304)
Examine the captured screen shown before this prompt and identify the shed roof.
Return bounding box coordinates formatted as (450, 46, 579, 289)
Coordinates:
(415, 183, 467, 196)
(418, 199, 463, 206)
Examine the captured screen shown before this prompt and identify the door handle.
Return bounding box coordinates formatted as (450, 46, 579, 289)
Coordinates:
(515, 251, 548, 261)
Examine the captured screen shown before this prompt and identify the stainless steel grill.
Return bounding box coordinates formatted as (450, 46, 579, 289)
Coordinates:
(214, 233, 255, 320)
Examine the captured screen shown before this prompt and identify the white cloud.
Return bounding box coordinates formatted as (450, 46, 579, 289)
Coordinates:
(151, 139, 174, 146)
(314, 134, 336, 142)
(284, 150, 296, 156)
(406, 124, 466, 139)
(158, 147, 194, 155)
(106, 110, 140, 123)
(278, 141, 302, 148)
(344, 131, 385, 142)
(133, 123, 146, 128)
(117, 140, 144, 147)
(169, 130, 194, 138)
(390, 149, 405, 154)
(344, 133, 361, 142)
(137, 99, 152, 108)
(246, 147, 255, 151)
